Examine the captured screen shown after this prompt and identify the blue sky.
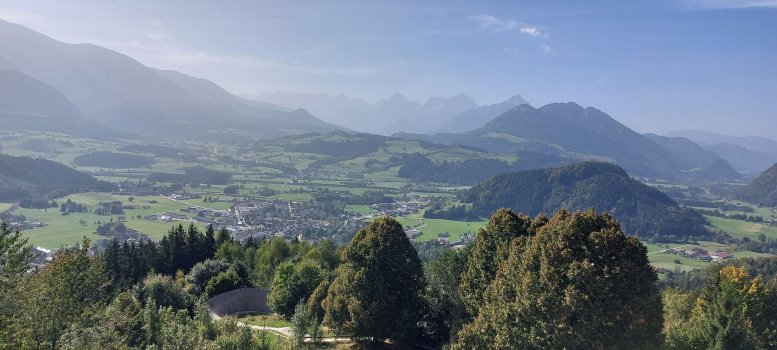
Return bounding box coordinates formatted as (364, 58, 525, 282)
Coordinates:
(1, 0, 776, 137)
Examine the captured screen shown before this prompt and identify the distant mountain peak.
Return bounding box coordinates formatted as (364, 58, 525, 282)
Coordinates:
(387, 93, 409, 101)
(506, 94, 528, 104)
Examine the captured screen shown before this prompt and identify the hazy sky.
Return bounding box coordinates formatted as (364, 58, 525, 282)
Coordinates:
(1, 0, 776, 137)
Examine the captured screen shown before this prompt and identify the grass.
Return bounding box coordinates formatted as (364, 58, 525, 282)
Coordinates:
(398, 214, 487, 242)
(347, 205, 374, 215)
(706, 216, 777, 240)
(643, 242, 686, 254)
(11, 192, 202, 248)
(237, 313, 292, 328)
(0, 203, 13, 213)
(649, 253, 713, 272)
(172, 197, 233, 211)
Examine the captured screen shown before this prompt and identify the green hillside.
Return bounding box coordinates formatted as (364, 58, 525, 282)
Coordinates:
(0, 154, 113, 203)
(438, 162, 709, 239)
(738, 163, 777, 207)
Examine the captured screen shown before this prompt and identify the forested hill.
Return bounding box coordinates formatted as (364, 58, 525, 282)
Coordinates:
(0, 154, 113, 203)
(738, 162, 777, 207)
(438, 162, 709, 240)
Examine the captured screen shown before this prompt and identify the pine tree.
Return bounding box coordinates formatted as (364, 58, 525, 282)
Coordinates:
(322, 217, 425, 343)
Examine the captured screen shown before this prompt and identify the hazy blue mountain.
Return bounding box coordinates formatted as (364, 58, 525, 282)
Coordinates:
(421, 94, 478, 118)
(644, 134, 720, 165)
(668, 130, 777, 153)
(236, 94, 294, 111)
(0, 69, 80, 119)
(737, 163, 777, 207)
(0, 19, 339, 140)
(666, 130, 777, 174)
(643, 134, 741, 181)
(702, 143, 777, 174)
(249, 91, 520, 135)
(396, 103, 730, 179)
(434, 95, 529, 133)
(446, 162, 709, 239)
(0, 69, 124, 138)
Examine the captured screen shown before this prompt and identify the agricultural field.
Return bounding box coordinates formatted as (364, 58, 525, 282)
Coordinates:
(397, 212, 487, 242)
(644, 240, 774, 272)
(706, 216, 777, 240)
(7, 192, 206, 248)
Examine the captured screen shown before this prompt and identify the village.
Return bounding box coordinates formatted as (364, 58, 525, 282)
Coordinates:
(666, 246, 734, 262)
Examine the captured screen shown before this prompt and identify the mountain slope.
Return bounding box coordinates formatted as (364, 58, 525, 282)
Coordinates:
(432, 95, 528, 133)
(737, 163, 777, 207)
(703, 143, 777, 175)
(0, 154, 113, 202)
(644, 134, 741, 181)
(406, 103, 694, 177)
(666, 130, 777, 174)
(0, 19, 339, 140)
(454, 162, 709, 239)
(0, 69, 125, 138)
(0, 69, 81, 118)
(668, 130, 777, 153)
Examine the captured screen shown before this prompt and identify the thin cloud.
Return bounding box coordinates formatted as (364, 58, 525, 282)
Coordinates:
(470, 14, 518, 32)
(682, 0, 777, 8)
(542, 44, 552, 54)
(471, 15, 545, 38)
(121, 43, 376, 77)
(520, 26, 541, 37)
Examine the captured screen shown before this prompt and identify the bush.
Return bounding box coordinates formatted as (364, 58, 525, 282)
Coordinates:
(204, 269, 242, 298)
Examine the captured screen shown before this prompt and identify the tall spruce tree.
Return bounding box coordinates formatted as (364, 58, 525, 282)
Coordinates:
(321, 217, 425, 343)
(458, 208, 533, 314)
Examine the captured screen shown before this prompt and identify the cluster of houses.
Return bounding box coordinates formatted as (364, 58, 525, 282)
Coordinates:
(670, 247, 734, 262)
(6, 220, 44, 231)
(371, 197, 432, 217)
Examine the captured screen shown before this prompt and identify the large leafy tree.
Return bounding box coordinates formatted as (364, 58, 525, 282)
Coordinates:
(453, 209, 663, 350)
(269, 260, 324, 318)
(321, 217, 425, 343)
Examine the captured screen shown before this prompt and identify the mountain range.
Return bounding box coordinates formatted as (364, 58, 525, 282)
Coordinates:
(248, 91, 529, 134)
(666, 130, 777, 174)
(0, 20, 767, 182)
(396, 103, 741, 180)
(0, 19, 339, 141)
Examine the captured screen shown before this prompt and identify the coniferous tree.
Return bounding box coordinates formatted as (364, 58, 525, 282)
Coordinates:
(0, 222, 32, 348)
(458, 208, 533, 314)
(322, 217, 425, 343)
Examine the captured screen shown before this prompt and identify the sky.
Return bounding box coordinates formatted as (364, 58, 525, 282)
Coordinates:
(1, 0, 776, 137)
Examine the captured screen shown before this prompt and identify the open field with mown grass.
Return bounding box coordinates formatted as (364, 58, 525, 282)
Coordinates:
(397, 213, 487, 242)
(706, 215, 777, 240)
(10, 192, 207, 248)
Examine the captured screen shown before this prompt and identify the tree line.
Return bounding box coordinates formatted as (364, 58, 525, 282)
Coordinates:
(2, 207, 777, 349)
